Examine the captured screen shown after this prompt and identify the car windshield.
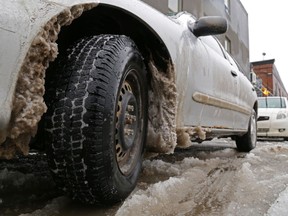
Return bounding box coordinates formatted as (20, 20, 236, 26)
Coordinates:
(258, 97, 286, 108)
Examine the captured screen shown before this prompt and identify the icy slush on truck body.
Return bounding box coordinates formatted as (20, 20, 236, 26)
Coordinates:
(0, 0, 257, 205)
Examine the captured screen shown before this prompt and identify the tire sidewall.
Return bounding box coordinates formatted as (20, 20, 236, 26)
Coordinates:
(236, 110, 257, 152)
(249, 110, 257, 149)
(103, 42, 147, 197)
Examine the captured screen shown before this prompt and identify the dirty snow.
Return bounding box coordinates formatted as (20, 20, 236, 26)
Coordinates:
(146, 61, 178, 154)
(1, 139, 288, 216)
(0, 3, 97, 159)
(116, 140, 288, 216)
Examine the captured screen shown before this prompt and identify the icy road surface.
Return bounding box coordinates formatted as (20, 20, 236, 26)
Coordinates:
(1, 139, 288, 216)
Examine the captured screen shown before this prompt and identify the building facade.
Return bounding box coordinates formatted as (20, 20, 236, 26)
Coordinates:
(251, 59, 288, 97)
(141, 0, 250, 77)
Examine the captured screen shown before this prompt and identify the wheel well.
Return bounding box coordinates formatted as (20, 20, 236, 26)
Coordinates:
(50, 5, 178, 154)
(25, 5, 177, 153)
(56, 5, 171, 72)
(1, 3, 177, 158)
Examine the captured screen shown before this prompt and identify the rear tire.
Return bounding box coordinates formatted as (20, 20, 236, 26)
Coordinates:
(44, 35, 148, 205)
(235, 110, 257, 152)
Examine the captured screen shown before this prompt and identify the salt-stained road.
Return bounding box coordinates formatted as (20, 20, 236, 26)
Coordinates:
(1, 139, 288, 216)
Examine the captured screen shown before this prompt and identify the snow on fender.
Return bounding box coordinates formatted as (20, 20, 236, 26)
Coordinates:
(0, 1, 97, 158)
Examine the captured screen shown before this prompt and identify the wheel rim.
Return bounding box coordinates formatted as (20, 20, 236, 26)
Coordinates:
(115, 71, 143, 175)
(250, 112, 257, 146)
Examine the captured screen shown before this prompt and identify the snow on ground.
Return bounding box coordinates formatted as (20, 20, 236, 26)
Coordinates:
(116, 140, 288, 216)
(1, 139, 288, 216)
(267, 186, 288, 215)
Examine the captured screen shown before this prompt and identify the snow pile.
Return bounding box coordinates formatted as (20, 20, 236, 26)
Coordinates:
(116, 173, 206, 216)
(116, 142, 288, 216)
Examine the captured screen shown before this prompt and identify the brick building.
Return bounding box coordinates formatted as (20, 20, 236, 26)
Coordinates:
(251, 59, 288, 97)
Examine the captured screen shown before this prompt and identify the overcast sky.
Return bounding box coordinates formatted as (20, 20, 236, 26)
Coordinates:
(240, 0, 288, 91)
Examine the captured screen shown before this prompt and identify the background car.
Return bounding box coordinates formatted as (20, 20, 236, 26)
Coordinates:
(0, 0, 257, 205)
(257, 96, 288, 140)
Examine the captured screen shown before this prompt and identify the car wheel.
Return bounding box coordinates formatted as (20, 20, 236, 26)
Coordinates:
(44, 35, 148, 205)
(235, 110, 257, 152)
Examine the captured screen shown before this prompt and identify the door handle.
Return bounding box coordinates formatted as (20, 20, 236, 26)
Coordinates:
(231, 70, 238, 77)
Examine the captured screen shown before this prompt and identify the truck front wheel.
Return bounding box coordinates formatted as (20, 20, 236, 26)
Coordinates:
(44, 35, 148, 205)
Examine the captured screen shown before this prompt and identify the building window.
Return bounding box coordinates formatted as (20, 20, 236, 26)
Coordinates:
(224, 0, 230, 14)
(224, 36, 231, 53)
(168, 0, 182, 12)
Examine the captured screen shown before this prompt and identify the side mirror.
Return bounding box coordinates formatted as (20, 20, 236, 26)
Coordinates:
(188, 16, 227, 37)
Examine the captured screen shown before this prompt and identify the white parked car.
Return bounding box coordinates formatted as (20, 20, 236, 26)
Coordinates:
(257, 96, 288, 140)
(0, 0, 257, 205)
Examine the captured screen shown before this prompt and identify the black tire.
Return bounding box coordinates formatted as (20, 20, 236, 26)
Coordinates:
(235, 110, 257, 152)
(44, 35, 148, 205)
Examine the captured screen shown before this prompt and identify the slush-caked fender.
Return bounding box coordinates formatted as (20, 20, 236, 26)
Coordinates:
(0, 0, 186, 157)
(0, 1, 98, 130)
(0, 1, 99, 157)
